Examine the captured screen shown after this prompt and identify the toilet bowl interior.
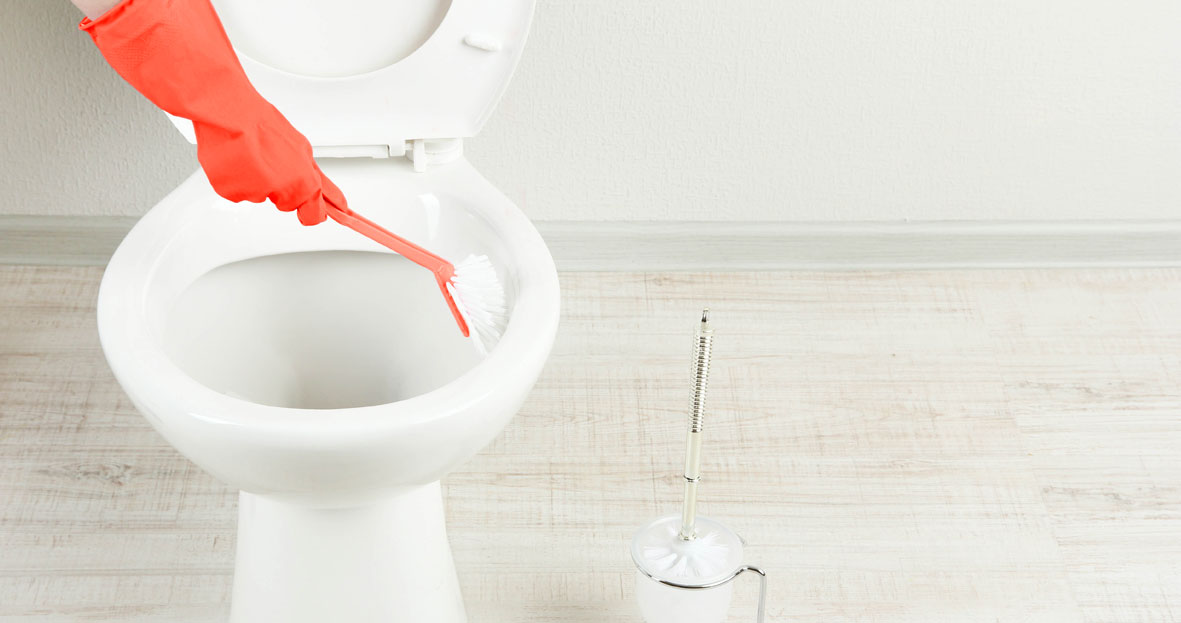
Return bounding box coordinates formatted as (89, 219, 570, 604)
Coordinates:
(142, 159, 516, 410)
(165, 250, 484, 409)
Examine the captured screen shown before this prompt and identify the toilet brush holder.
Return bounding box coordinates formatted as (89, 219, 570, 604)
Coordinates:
(631, 515, 767, 623)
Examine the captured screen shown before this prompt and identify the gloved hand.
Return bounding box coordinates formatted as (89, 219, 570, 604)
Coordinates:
(80, 0, 344, 225)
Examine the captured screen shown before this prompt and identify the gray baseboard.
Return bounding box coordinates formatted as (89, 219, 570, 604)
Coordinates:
(3, 215, 1180, 270)
(0, 216, 138, 267)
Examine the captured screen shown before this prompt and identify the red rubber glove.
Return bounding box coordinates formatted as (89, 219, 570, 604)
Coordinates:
(80, 0, 344, 225)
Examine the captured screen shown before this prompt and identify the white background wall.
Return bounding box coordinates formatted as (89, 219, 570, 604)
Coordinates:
(2, 0, 1179, 222)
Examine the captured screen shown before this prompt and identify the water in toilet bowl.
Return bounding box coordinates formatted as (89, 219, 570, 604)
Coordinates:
(164, 250, 484, 410)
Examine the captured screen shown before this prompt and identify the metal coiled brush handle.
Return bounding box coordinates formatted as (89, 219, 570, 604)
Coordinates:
(680, 309, 713, 540)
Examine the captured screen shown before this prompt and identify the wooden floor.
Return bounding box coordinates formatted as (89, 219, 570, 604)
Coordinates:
(1, 266, 1179, 622)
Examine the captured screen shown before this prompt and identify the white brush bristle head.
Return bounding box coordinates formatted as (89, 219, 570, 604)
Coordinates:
(631, 516, 743, 586)
(448, 254, 507, 355)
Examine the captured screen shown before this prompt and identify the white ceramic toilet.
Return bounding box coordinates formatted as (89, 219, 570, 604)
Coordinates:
(95, 1, 558, 621)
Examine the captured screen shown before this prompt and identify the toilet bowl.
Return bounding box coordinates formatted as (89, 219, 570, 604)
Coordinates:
(95, 0, 555, 620)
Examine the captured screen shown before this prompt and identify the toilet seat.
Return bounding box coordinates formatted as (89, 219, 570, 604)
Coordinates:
(100, 157, 556, 432)
(167, 0, 536, 158)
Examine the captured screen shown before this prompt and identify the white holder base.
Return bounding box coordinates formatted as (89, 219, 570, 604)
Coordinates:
(229, 482, 466, 623)
(635, 570, 734, 623)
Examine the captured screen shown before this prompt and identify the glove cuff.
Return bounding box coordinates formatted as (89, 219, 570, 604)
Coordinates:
(80, 0, 160, 34)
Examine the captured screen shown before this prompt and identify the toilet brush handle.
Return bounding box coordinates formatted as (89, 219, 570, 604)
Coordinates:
(323, 204, 471, 337)
(680, 309, 713, 540)
(324, 204, 454, 280)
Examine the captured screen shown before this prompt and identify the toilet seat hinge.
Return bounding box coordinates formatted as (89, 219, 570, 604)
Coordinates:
(405, 138, 464, 172)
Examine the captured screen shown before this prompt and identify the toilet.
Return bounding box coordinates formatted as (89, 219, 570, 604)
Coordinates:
(95, 1, 558, 621)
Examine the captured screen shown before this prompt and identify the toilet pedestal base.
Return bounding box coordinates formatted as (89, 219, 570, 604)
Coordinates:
(230, 482, 466, 623)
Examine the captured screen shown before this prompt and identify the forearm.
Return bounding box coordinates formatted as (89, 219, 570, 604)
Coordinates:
(71, 0, 123, 20)
(79, 0, 342, 225)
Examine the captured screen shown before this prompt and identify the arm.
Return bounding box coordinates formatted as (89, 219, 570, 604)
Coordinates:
(75, 0, 345, 225)
(71, 0, 122, 19)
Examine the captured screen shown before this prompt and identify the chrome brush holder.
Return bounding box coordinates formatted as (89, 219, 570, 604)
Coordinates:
(631, 515, 767, 623)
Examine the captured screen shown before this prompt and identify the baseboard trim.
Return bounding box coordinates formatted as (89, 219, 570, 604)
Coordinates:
(0, 216, 139, 267)
(3, 216, 1181, 270)
(538, 220, 1181, 270)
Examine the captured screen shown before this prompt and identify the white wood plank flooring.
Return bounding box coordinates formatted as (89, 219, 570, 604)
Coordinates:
(1, 266, 1178, 622)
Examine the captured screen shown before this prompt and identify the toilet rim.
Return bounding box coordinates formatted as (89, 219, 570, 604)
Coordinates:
(97, 170, 559, 441)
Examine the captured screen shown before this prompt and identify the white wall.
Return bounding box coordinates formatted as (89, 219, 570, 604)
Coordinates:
(3, 0, 1179, 222)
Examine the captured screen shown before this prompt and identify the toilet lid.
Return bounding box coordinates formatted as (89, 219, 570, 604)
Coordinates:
(167, 0, 535, 155)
